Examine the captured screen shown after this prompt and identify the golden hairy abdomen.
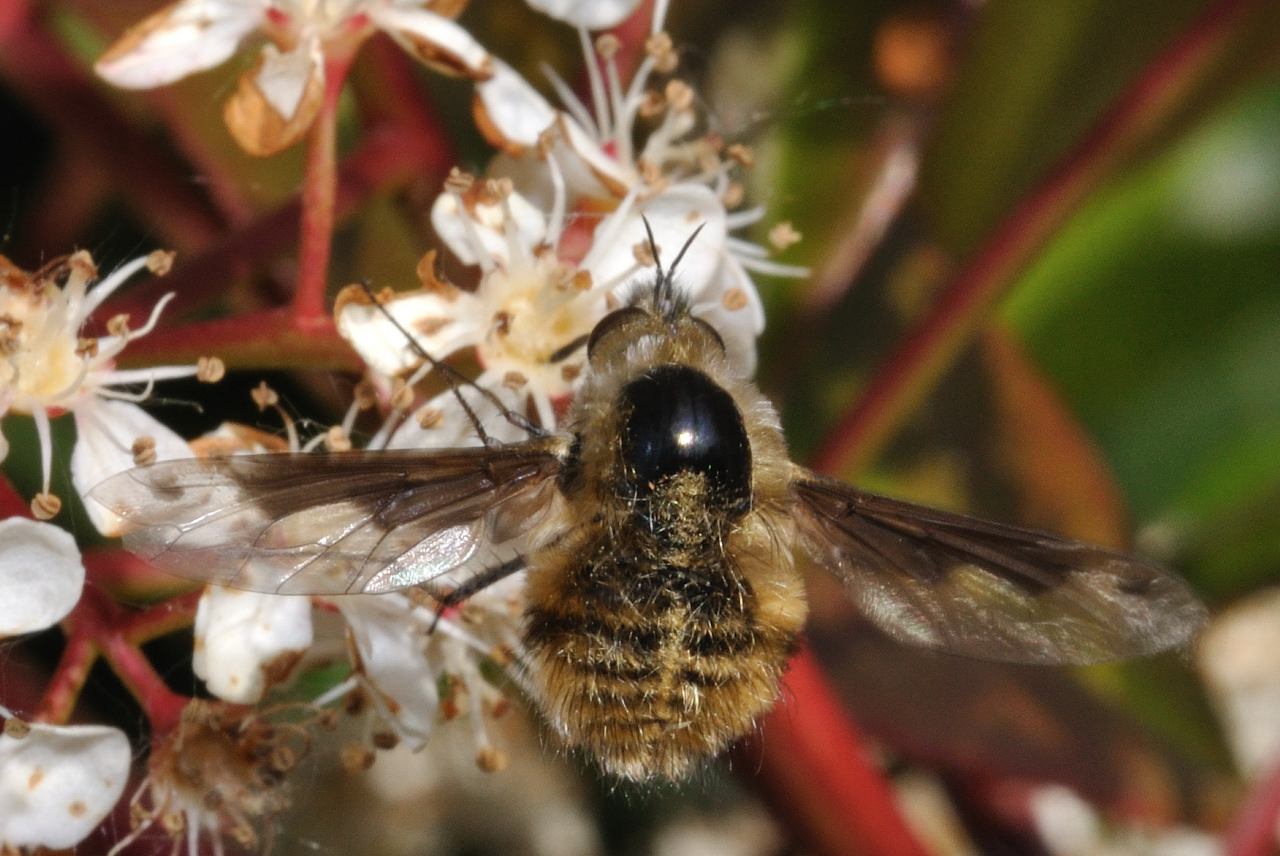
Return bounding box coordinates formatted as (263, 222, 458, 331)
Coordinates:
(523, 521, 806, 781)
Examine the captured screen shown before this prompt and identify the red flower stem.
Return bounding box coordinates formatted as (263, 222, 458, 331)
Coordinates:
(103, 121, 435, 363)
(112, 306, 360, 372)
(750, 649, 929, 856)
(35, 631, 96, 725)
(46, 587, 187, 734)
(121, 590, 203, 647)
(812, 0, 1255, 477)
(1225, 757, 1280, 856)
(84, 546, 193, 600)
(294, 57, 354, 324)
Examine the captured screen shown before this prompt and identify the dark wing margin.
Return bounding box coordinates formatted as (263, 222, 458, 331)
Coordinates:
(88, 440, 565, 597)
(790, 470, 1207, 664)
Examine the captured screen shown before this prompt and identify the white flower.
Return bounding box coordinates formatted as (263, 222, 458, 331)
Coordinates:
(1198, 586, 1280, 777)
(194, 585, 315, 704)
(1028, 785, 1219, 856)
(338, 169, 768, 437)
(334, 573, 524, 766)
(0, 720, 131, 851)
(96, 0, 493, 155)
(471, 25, 806, 370)
(524, 0, 647, 30)
(0, 250, 207, 530)
(0, 518, 85, 637)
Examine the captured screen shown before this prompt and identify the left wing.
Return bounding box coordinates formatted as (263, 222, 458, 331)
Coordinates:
(89, 439, 566, 597)
(790, 469, 1206, 664)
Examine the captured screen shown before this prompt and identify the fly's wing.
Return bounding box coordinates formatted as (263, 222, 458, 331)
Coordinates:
(791, 469, 1207, 664)
(88, 440, 565, 596)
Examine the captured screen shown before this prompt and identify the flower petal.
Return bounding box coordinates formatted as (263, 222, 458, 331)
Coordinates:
(431, 189, 549, 271)
(555, 113, 631, 197)
(584, 184, 729, 297)
(0, 723, 130, 849)
(194, 585, 314, 704)
(1198, 587, 1280, 776)
(335, 286, 483, 377)
(0, 519, 84, 637)
(524, 0, 643, 30)
(95, 0, 265, 89)
(71, 399, 192, 537)
(473, 59, 557, 154)
(371, 6, 493, 79)
(338, 595, 438, 748)
(387, 383, 530, 450)
(223, 43, 325, 156)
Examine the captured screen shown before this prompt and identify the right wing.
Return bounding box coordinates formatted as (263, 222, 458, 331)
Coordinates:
(88, 439, 566, 596)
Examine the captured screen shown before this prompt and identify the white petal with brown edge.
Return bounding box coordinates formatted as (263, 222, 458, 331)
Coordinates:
(474, 59, 558, 153)
(524, 0, 643, 30)
(371, 5, 493, 79)
(224, 43, 326, 156)
(0, 519, 84, 637)
(194, 585, 315, 704)
(72, 398, 192, 537)
(0, 723, 130, 849)
(95, 0, 265, 89)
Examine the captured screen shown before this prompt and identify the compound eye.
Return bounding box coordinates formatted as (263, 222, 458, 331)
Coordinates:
(587, 306, 648, 359)
(690, 316, 726, 354)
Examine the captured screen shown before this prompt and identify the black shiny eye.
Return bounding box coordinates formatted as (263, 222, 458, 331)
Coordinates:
(619, 365, 751, 516)
(587, 306, 647, 359)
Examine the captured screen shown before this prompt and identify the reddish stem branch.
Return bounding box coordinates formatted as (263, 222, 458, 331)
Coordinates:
(812, 0, 1255, 477)
(102, 122, 444, 357)
(113, 307, 360, 372)
(39, 587, 187, 733)
(294, 57, 353, 323)
(121, 590, 203, 647)
(748, 649, 930, 856)
(35, 632, 96, 725)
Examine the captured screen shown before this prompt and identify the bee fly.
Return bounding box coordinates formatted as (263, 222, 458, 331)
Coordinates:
(92, 227, 1207, 781)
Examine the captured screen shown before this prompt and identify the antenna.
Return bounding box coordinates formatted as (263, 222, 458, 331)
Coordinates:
(357, 281, 544, 446)
(640, 216, 706, 312)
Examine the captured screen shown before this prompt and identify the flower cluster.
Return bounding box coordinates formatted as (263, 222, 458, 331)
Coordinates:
(0, 1, 807, 852)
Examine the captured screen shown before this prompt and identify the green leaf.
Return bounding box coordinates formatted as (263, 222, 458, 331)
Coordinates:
(1002, 80, 1280, 600)
(920, 0, 1207, 257)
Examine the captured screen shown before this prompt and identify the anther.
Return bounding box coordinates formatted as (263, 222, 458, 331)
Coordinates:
(132, 435, 157, 466)
(31, 492, 61, 520)
(769, 221, 802, 250)
(146, 250, 176, 276)
(197, 355, 226, 383)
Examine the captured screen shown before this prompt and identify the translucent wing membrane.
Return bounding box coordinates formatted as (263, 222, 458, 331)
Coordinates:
(89, 442, 564, 596)
(792, 471, 1207, 664)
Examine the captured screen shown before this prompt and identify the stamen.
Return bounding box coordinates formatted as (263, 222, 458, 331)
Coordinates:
(80, 253, 154, 319)
(33, 407, 52, 494)
(540, 63, 597, 138)
(578, 27, 611, 140)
